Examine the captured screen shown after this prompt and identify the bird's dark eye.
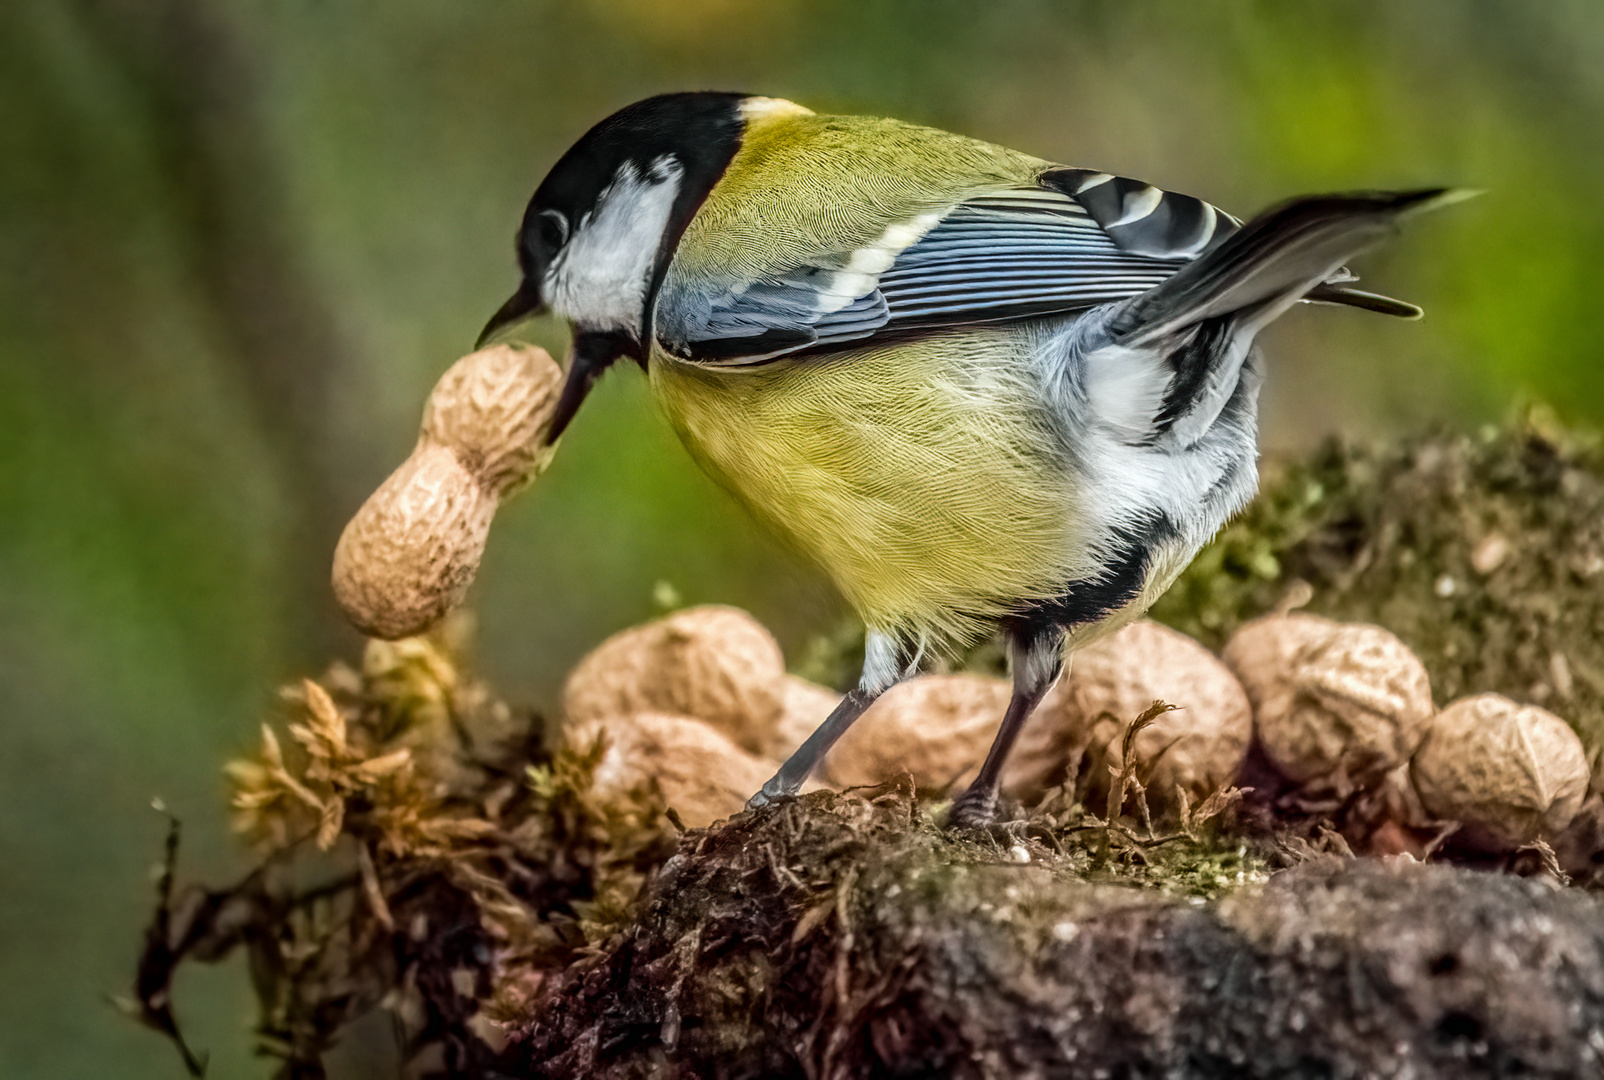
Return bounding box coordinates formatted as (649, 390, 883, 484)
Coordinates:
(537, 209, 569, 250)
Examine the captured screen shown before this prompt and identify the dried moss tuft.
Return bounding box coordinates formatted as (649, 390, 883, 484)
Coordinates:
(130, 625, 681, 1078)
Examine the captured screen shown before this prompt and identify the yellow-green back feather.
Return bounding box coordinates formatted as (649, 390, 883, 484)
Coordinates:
(666, 102, 1048, 288)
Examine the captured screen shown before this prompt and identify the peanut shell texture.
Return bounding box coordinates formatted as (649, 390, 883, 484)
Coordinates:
(1221, 612, 1344, 740)
(1410, 693, 1589, 853)
(1068, 620, 1253, 812)
(565, 712, 779, 829)
(562, 605, 787, 757)
(768, 674, 843, 761)
(821, 674, 1013, 793)
(1226, 615, 1434, 793)
(975, 674, 1083, 805)
(332, 344, 562, 640)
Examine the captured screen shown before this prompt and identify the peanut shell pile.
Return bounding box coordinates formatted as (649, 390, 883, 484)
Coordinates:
(542, 603, 1592, 857)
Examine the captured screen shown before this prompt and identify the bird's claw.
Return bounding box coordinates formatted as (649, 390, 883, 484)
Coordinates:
(745, 776, 798, 812)
(946, 785, 1005, 830)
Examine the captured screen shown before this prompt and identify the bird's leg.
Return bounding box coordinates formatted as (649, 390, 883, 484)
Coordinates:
(949, 621, 1066, 828)
(748, 629, 915, 809)
(748, 688, 878, 807)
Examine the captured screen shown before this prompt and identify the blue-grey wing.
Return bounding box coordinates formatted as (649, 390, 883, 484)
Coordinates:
(657, 171, 1239, 365)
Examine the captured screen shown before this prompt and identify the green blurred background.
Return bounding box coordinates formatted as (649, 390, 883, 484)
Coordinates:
(2, 1, 1601, 1076)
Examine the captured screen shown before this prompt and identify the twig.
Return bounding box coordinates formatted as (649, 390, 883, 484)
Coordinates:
(130, 806, 209, 1077)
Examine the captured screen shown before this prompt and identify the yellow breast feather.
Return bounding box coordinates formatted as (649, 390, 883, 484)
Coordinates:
(649, 330, 1098, 647)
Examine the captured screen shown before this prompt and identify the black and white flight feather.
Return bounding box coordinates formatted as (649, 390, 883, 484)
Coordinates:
(658, 170, 1421, 366)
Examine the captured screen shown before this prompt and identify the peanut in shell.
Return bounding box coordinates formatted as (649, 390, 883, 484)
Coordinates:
(566, 712, 778, 829)
(1410, 693, 1589, 853)
(1068, 620, 1253, 812)
(332, 344, 563, 640)
(563, 605, 786, 757)
(767, 674, 843, 761)
(1226, 614, 1433, 794)
(821, 674, 1012, 794)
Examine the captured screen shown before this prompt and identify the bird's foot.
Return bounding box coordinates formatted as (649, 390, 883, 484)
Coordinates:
(946, 785, 1002, 830)
(745, 774, 800, 812)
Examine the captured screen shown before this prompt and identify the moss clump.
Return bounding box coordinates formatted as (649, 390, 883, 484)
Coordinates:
(130, 628, 683, 1078)
(1150, 413, 1604, 748)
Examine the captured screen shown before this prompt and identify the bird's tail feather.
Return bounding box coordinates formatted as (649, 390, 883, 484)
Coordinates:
(1112, 188, 1468, 345)
(1303, 282, 1422, 319)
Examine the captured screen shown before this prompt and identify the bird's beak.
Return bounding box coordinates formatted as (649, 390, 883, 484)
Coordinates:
(543, 330, 630, 446)
(476, 278, 547, 349)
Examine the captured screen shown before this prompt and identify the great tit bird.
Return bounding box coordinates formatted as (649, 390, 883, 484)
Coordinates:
(480, 91, 1454, 826)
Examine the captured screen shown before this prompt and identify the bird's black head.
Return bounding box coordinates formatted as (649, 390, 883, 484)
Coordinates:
(477, 91, 749, 445)
(478, 92, 747, 354)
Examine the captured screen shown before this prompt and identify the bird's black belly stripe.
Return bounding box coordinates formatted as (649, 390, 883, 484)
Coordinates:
(1020, 511, 1180, 628)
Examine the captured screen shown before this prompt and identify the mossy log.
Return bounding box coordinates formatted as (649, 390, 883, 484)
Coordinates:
(500, 791, 1604, 1079)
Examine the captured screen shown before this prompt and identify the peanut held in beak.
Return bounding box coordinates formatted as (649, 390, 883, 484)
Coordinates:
(332, 344, 563, 639)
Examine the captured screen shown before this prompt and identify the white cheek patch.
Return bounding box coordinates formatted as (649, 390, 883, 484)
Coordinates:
(545, 155, 684, 331)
